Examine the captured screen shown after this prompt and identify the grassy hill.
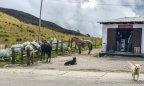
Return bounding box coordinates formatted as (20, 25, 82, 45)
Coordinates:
(0, 12, 101, 47)
(0, 7, 84, 36)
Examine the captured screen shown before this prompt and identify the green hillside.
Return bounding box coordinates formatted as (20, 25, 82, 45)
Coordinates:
(0, 12, 101, 47)
(0, 7, 84, 36)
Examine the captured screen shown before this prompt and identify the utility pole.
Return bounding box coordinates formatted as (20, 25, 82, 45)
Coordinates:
(38, 0, 43, 43)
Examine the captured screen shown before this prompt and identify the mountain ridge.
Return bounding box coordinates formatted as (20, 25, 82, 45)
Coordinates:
(0, 11, 100, 47)
(0, 7, 85, 36)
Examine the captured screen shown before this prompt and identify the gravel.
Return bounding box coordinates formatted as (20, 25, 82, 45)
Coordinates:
(3, 49, 144, 73)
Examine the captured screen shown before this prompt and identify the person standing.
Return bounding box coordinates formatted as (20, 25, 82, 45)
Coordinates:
(116, 32, 121, 51)
(120, 34, 123, 51)
(127, 31, 133, 52)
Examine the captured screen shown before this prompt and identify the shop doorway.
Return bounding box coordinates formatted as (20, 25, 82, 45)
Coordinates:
(116, 28, 132, 52)
(107, 28, 142, 53)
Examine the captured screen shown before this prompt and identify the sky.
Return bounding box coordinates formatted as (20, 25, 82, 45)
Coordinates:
(0, 0, 144, 37)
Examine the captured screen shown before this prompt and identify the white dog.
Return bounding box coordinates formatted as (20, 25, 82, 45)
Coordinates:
(127, 61, 141, 81)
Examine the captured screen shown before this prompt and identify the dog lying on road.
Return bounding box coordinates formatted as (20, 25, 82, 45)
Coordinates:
(64, 57, 77, 66)
(127, 61, 141, 81)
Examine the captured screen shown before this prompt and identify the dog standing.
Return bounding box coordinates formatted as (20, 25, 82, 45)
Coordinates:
(64, 57, 77, 66)
(127, 61, 141, 81)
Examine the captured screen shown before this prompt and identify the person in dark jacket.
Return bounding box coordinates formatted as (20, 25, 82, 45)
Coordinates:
(116, 32, 121, 51)
(127, 31, 133, 52)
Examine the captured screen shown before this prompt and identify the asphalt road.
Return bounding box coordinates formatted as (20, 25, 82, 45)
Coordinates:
(0, 68, 144, 86)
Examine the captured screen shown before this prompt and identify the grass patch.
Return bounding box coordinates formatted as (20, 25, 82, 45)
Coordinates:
(94, 53, 100, 58)
(0, 62, 8, 67)
(0, 44, 99, 67)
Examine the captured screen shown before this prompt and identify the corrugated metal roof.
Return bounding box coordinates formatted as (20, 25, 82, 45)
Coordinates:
(98, 17, 144, 24)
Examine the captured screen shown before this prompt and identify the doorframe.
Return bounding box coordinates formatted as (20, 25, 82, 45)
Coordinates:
(107, 28, 116, 51)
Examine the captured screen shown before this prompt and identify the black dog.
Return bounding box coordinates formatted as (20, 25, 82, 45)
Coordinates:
(64, 57, 77, 66)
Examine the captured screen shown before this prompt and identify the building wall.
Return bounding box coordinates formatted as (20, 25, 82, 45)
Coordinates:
(102, 24, 117, 52)
(101, 25, 107, 52)
(102, 24, 144, 53)
(133, 24, 144, 53)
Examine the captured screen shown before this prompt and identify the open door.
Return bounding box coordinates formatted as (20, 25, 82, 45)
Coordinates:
(132, 28, 142, 53)
(107, 28, 116, 51)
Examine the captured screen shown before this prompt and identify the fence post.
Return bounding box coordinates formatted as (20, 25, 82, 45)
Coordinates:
(5, 44, 7, 49)
(50, 40, 53, 51)
(68, 39, 70, 47)
(95, 40, 97, 48)
(11, 47, 15, 64)
(21, 48, 23, 62)
(50, 40, 53, 45)
(61, 39, 63, 54)
(56, 40, 59, 53)
(70, 39, 72, 48)
(75, 43, 77, 49)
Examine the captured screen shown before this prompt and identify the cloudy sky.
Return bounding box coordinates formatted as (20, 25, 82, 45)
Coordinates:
(0, 0, 144, 37)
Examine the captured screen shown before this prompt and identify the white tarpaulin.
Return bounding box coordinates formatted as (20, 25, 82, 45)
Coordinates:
(11, 44, 23, 53)
(0, 41, 41, 58)
(0, 48, 11, 58)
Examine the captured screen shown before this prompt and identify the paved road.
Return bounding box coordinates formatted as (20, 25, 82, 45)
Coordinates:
(0, 68, 144, 86)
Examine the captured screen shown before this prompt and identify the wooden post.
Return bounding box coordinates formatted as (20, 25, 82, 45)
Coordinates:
(56, 40, 59, 53)
(68, 39, 70, 47)
(61, 39, 63, 54)
(5, 44, 7, 49)
(50, 40, 53, 45)
(11, 47, 15, 64)
(70, 39, 72, 48)
(21, 48, 23, 62)
(50, 40, 53, 51)
(95, 40, 97, 48)
(75, 42, 77, 49)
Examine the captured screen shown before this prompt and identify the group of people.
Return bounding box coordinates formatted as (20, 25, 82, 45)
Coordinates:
(116, 31, 133, 52)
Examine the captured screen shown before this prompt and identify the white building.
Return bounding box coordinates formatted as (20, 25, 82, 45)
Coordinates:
(99, 17, 144, 54)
